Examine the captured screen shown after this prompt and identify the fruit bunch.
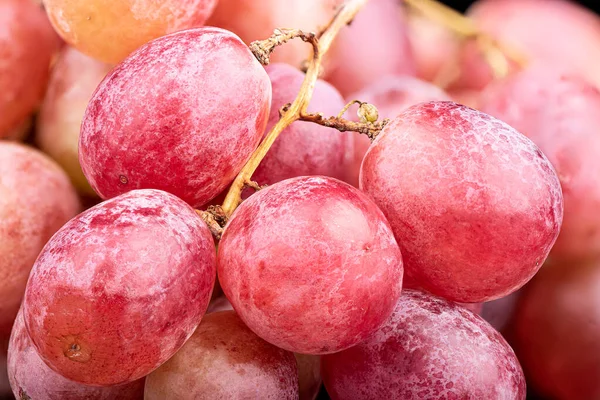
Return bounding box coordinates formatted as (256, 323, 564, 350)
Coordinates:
(0, 0, 598, 399)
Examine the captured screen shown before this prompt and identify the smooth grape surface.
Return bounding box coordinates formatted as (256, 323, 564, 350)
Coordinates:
(8, 310, 144, 400)
(322, 290, 526, 400)
(514, 259, 600, 399)
(37, 46, 113, 195)
(324, 0, 415, 96)
(480, 66, 600, 263)
(208, 0, 341, 68)
(0, 0, 59, 137)
(80, 28, 271, 208)
(361, 101, 563, 302)
(252, 63, 352, 188)
(42, 0, 217, 63)
(0, 143, 80, 337)
(23, 189, 216, 386)
(145, 311, 298, 399)
(346, 75, 451, 186)
(451, 0, 600, 91)
(219, 176, 403, 354)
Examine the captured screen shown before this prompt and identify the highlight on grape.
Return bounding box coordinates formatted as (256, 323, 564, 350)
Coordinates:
(2, 0, 599, 398)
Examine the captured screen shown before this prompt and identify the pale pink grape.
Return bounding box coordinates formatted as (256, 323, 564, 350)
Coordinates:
(360, 101, 563, 302)
(218, 176, 403, 354)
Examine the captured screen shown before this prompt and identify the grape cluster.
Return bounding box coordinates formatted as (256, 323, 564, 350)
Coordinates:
(1, 0, 599, 399)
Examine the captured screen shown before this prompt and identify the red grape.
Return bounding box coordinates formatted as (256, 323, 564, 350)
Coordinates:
(0, 142, 80, 336)
(322, 289, 526, 400)
(345, 75, 451, 186)
(144, 311, 298, 399)
(252, 63, 352, 188)
(37, 46, 113, 196)
(479, 66, 600, 263)
(324, 0, 415, 96)
(23, 189, 216, 386)
(513, 258, 600, 399)
(218, 176, 403, 354)
(42, 0, 218, 63)
(8, 309, 144, 400)
(360, 101, 563, 302)
(79, 27, 271, 208)
(0, 0, 60, 137)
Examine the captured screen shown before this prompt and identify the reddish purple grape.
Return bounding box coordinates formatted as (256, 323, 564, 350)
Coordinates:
(321, 289, 526, 400)
(252, 63, 352, 188)
(479, 66, 600, 262)
(79, 27, 271, 208)
(360, 101, 563, 302)
(145, 311, 298, 399)
(8, 309, 144, 400)
(23, 189, 216, 386)
(296, 354, 321, 400)
(218, 176, 403, 354)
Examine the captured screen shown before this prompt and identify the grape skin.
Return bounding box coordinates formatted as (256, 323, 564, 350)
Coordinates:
(252, 63, 353, 188)
(23, 189, 216, 386)
(79, 27, 272, 208)
(145, 311, 298, 399)
(37, 46, 113, 196)
(360, 101, 563, 302)
(8, 310, 144, 400)
(0, 0, 60, 137)
(479, 66, 600, 262)
(218, 176, 403, 354)
(0, 143, 80, 337)
(321, 290, 526, 400)
(42, 0, 218, 63)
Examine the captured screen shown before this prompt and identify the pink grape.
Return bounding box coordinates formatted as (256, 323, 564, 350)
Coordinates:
(218, 176, 403, 354)
(79, 28, 271, 208)
(8, 310, 144, 400)
(23, 189, 216, 386)
(451, 0, 600, 91)
(37, 46, 113, 196)
(144, 311, 298, 399)
(322, 289, 526, 399)
(42, 0, 218, 63)
(0, 0, 60, 137)
(252, 63, 352, 188)
(513, 258, 600, 399)
(345, 75, 451, 186)
(0, 142, 80, 336)
(207, 0, 341, 68)
(479, 66, 600, 262)
(360, 101, 563, 302)
(324, 0, 415, 96)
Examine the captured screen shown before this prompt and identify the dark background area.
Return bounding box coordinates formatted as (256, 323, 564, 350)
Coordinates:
(441, 0, 598, 14)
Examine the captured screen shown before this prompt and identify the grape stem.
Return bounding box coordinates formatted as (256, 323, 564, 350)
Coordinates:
(404, 0, 527, 81)
(216, 0, 370, 220)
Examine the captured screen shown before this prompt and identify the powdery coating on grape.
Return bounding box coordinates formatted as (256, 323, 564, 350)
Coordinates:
(145, 311, 299, 400)
(80, 27, 271, 208)
(0, 142, 80, 336)
(360, 101, 563, 302)
(321, 289, 526, 400)
(479, 66, 600, 262)
(8, 310, 144, 400)
(0, 0, 60, 137)
(346, 75, 451, 186)
(252, 63, 353, 187)
(43, 0, 217, 63)
(38, 46, 112, 195)
(22, 189, 216, 386)
(514, 259, 600, 399)
(219, 176, 404, 354)
(325, 0, 415, 96)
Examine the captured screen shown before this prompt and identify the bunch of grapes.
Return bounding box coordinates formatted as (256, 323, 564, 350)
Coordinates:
(1, 0, 599, 399)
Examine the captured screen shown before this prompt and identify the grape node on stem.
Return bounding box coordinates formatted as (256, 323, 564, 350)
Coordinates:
(204, 0, 374, 230)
